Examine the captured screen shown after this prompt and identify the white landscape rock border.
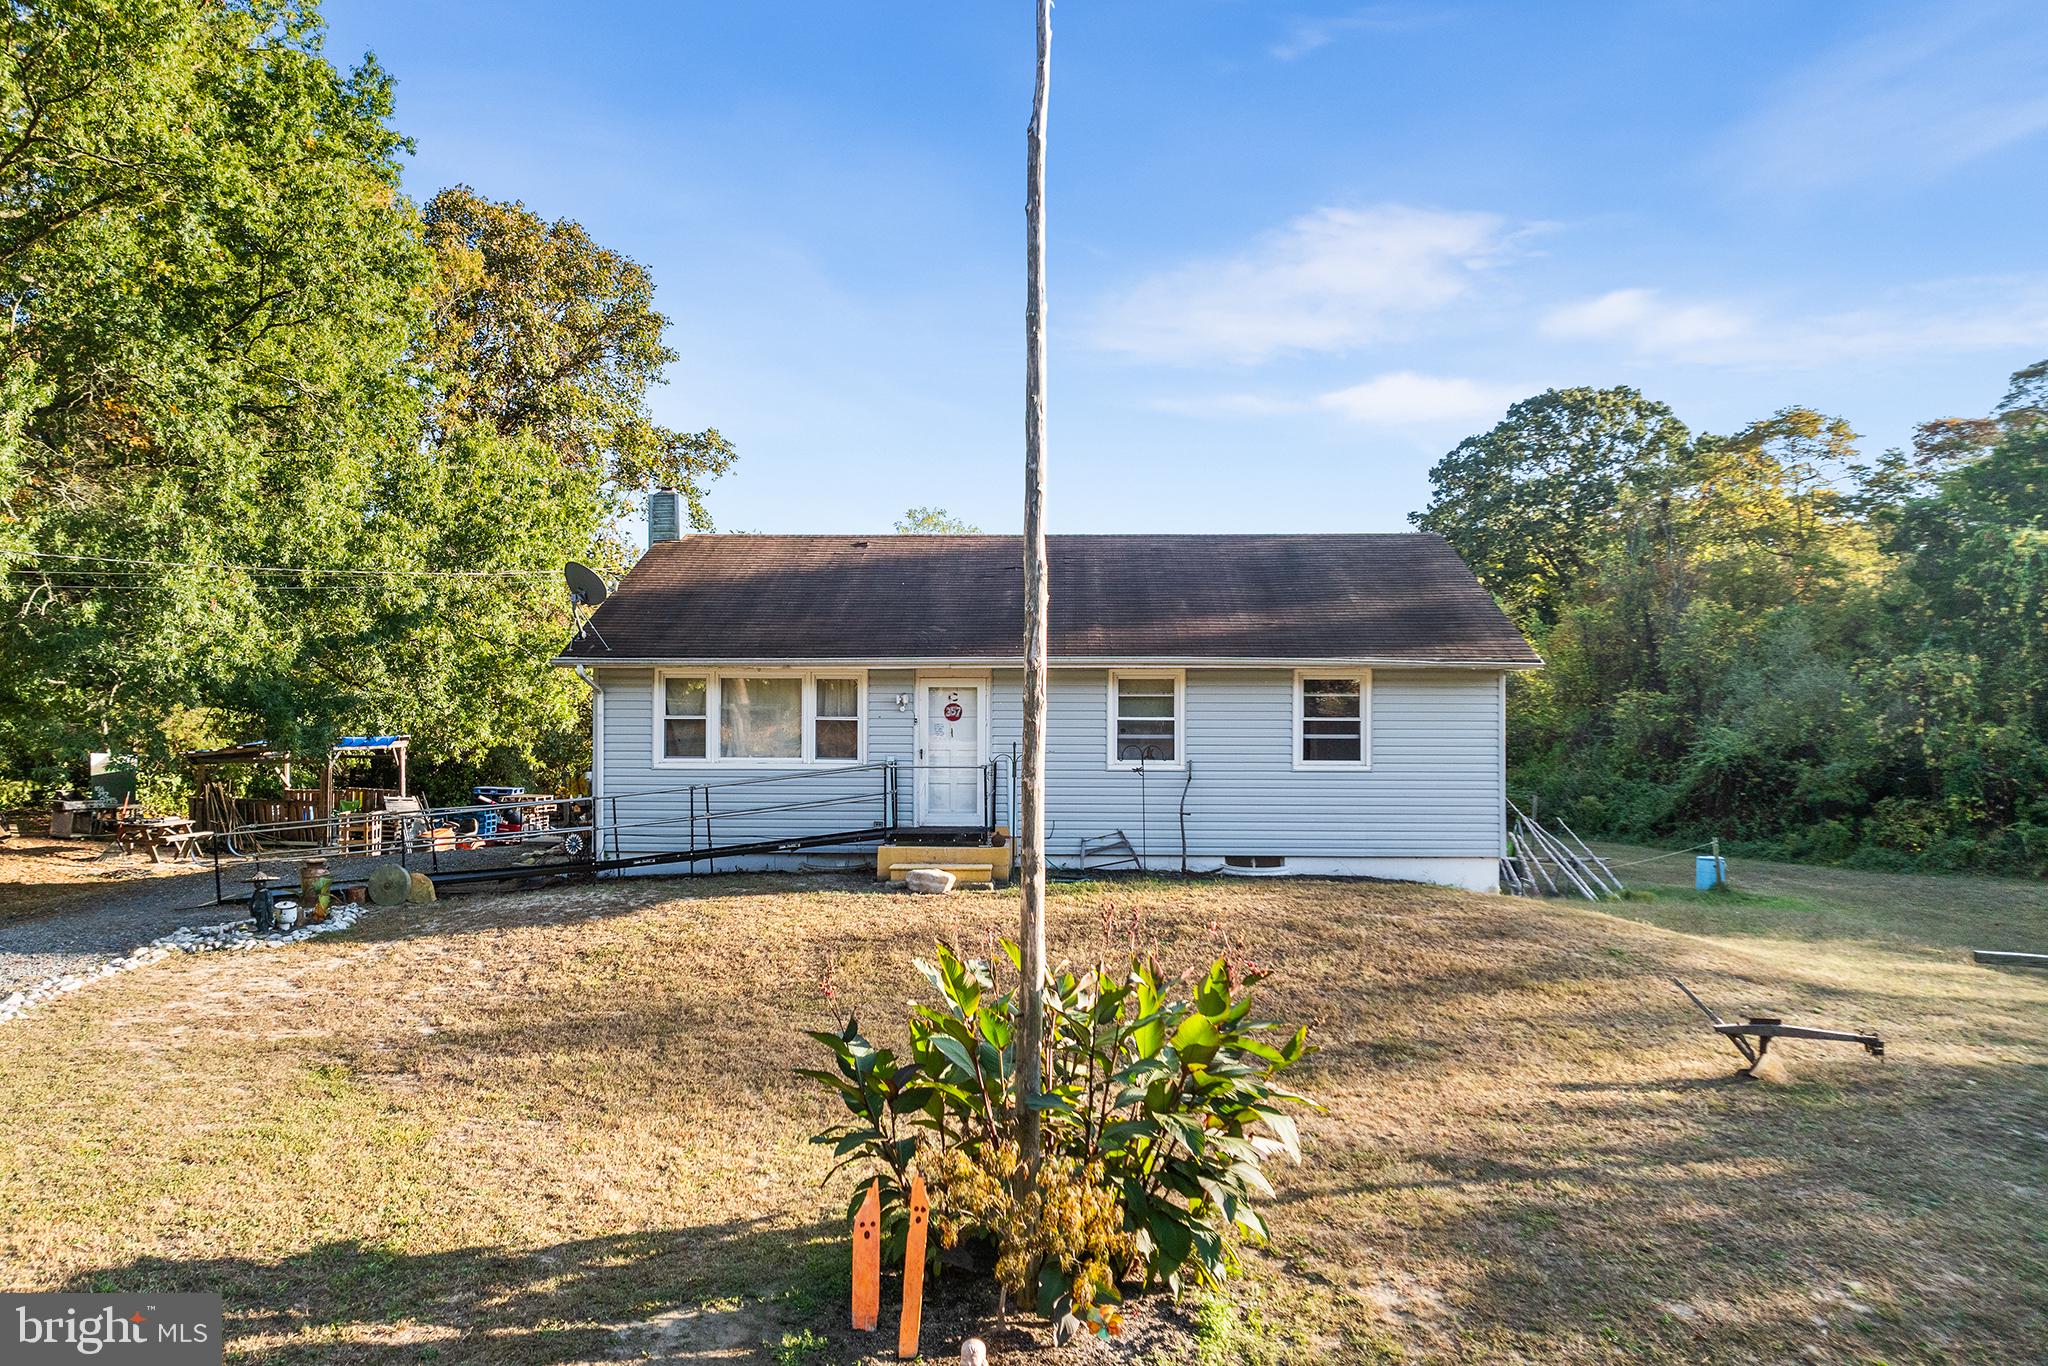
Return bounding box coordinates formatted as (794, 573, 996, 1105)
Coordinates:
(0, 899, 370, 1025)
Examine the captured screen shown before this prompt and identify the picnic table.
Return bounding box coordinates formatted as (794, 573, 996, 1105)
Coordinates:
(117, 815, 204, 864)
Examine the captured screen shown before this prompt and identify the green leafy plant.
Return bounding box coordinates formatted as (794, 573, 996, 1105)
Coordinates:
(803, 940, 1316, 1336)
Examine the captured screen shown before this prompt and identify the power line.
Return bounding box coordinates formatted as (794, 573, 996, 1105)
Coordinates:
(7, 580, 561, 595)
(0, 548, 563, 579)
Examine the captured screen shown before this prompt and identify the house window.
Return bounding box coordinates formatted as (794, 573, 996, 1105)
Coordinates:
(720, 676, 803, 760)
(662, 675, 708, 759)
(653, 670, 866, 765)
(1296, 671, 1370, 767)
(1108, 671, 1183, 768)
(815, 676, 861, 761)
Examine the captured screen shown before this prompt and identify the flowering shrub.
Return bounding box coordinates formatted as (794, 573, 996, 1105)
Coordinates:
(803, 940, 1315, 1336)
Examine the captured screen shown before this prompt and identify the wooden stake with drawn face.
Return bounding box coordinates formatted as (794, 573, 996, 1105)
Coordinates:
(852, 1179, 881, 1331)
(897, 1175, 930, 1358)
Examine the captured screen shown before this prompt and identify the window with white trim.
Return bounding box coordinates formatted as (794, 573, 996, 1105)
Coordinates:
(662, 675, 708, 759)
(814, 676, 861, 761)
(1108, 671, 1183, 768)
(655, 671, 865, 764)
(1296, 671, 1370, 766)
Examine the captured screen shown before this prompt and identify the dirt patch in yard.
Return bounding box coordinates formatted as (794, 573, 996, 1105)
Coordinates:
(1, 870, 2043, 1364)
(0, 833, 187, 924)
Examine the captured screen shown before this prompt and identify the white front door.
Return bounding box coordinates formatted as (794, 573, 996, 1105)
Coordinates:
(916, 681, 986, 826)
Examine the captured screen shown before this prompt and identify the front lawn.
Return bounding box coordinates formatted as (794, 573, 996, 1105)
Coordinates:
(2, 865, 2044, 1363)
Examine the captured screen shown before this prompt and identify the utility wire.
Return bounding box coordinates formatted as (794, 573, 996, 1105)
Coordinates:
(7, 581, 563, 596)
(1, 548, 561, 579)
(1601, 842, 1717, 868)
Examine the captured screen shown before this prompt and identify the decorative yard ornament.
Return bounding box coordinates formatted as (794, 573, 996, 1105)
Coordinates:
(1017, 0, 1053, 1179)
(852, 1178, 881, 1331)
(897, 1175, 930, 1358)
(366, 861, 413, 907)
(247, 870, 278, 932)
(961, 1338, 987, 1366)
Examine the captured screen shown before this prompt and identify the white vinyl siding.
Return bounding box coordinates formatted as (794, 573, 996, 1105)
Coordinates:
(990, 668, 1498, 863)
(596, 666, 1501, 864)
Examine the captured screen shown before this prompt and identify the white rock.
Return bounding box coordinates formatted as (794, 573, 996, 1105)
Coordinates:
(904, 868, 957, 895)
(0, 892, 374, 1024)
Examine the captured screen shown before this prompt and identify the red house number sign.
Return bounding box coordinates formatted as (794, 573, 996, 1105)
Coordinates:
(943, 698, 964, 722)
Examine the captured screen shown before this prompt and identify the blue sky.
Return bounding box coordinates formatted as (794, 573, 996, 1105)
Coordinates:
(323, 1, 2048, 534)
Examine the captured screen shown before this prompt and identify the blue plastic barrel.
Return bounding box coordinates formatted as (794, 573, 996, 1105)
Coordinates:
(1696, 854, 1726, 890)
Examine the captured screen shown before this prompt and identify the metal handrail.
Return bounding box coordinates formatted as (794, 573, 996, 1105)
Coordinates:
(209, 757, 1011, 904)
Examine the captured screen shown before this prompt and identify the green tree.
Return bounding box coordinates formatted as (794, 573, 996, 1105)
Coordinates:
(0, 0, 428, 782)
(1471, 361, 2048, 873)
(1410, 387, 1691, 624)
(894, 506, 979, 534)
(0, 4, 737, 803)
(420, 186, 734, 535)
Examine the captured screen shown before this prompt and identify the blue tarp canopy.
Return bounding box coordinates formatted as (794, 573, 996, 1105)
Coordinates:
(332, 735, 407, 751)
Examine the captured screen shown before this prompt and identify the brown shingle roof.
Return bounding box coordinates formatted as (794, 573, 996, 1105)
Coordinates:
(557, 533, 1539, 667)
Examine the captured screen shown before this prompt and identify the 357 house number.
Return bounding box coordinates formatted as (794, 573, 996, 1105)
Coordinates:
(943, 697, 963, 722)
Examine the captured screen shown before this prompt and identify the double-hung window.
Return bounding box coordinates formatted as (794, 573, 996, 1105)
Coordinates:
(814, 677, 862, 761)
(1295, 670, 1370, 768)
(656, 671, 865, 764)
(661, 675, 709, 759)
(1108, 671, 1183, 768)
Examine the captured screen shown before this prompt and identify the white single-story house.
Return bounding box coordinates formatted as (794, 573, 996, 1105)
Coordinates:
(553, 520, 1540, 891)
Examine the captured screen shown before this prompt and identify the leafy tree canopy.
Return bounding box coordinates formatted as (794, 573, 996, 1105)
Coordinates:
(894, 506, 980, 534)
(1435, 362, 2048, 873)
(0, 0, 733, 803)
(1410, 387, 1691, 624)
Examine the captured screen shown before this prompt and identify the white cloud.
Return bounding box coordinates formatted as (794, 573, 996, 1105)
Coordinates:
(1541, 280, 2048, 369)
(1149, 372, 1527, 429)
(1088, 205, 1513, 365)
(1269, 6, 1445, 62)
(1542, 288, 1751, 353)
(1710, 1, 2048, 193)
(1315, 371, 1524, 426)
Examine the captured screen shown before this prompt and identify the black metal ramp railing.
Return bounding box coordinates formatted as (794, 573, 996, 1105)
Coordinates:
(205, 758, 1010, 901)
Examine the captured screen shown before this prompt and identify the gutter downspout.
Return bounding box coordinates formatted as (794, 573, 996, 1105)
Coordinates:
(574, 665, 603, 869)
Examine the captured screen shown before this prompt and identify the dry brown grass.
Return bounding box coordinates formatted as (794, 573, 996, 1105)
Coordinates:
(1, 867, 2043, 1364)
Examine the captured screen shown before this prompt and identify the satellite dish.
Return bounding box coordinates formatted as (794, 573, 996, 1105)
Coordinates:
(565, 562, 609, 606)
(564, 562, 611, 650)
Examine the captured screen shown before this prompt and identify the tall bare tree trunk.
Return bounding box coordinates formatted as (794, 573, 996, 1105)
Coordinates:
(1017, 0, 1052, 1174)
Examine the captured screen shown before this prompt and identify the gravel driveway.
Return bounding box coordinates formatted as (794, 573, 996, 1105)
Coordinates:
(0, 865, 247, 994)
(1, 843, 565, 996)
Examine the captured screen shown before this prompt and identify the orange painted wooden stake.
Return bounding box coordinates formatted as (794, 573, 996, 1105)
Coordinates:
(897, 1176, 930, 1359)
(851, 1179, 881, 1331)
